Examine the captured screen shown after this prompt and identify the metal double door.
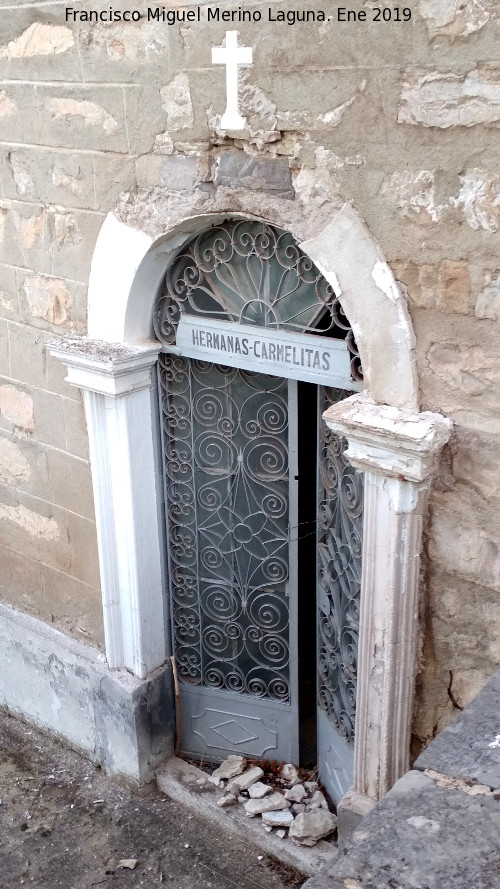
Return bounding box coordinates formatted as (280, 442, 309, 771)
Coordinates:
(160, 356, 361, 800)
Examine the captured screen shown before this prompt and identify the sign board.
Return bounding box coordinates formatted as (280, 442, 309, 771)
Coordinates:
(166, 316, 361, 390)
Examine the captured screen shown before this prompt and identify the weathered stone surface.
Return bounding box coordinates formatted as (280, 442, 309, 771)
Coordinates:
(227, 766, 264, 791)
(452, 429, 500, 504)
(0, 89, 16, 119)
(429, 505, 500, 591)
(398, 69, 500, 128)
(289, 810, 337, 846)
(392, 259, 473, 314)
(476, 271, 500, 320)
(248, 781, 272, 799)
(308, 790, 329, 810)
(136, 154, 203, 191)
(215, 152, 294, 199)
(154, 73, 194, 153)
(418, 0, 494, 37)
(244, 792, 291, 816)
(261, 810, 295, 827)
(0, 384, 35, 434)
(22, 275, 71, 326)
(414, 669, 500, 788)
(454, 169, 500, 233)
(426, 343, 500, 406)
(0, 436, 31, 486)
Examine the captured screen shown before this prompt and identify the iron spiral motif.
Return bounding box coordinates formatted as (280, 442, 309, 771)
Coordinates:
(153, 220, 362, 383)
(317, 387, 363, 747)
(160, 356, 291, 702)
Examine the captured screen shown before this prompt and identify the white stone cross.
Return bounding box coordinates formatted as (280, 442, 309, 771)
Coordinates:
(211, 30, 252, 130)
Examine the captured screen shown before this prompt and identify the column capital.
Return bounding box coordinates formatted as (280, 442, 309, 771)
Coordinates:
(323, 393, 452, 483)
(48, 335, 161, 397)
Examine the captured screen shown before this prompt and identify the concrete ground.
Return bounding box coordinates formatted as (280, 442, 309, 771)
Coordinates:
(0, 711, 304, 889)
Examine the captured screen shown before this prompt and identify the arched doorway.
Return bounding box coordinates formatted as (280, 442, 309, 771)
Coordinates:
(152, 219, 364, 801)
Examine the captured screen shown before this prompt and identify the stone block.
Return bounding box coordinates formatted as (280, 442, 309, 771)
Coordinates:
(44, 348, 80, 400)
(0, 380, 34, 434)
(0, 433, 52, 502)
(452, 428, 500, 504)
(62, 394, 90, 460)
(66, 510, 100, 588)
(123, 84, 166, 154)
(40, 564, 103, 647)
(90, 152, 137, 211)
(414, 668, 500, 789)
(0, 14, 81, 82)
(429, 504, 500, 591)
(418, 0, 493, 38)
(0, 264, 19, 322)
(7, 322, 47, 388)
(77, 17, 172, 87)
(0, 320, 9, 377)
(476, 270, 500, 320)
(0, 82, 40, 144)
(46, 448, 95, 521)
(215, 152, 294, 198)
(393, 259, 473, 314)
(398, 68, 500, 128)
(0, 484, 70, 572)
(30, 386, 67, 450)
(136, 153, 203, 190)
(36, 84, 129, 153)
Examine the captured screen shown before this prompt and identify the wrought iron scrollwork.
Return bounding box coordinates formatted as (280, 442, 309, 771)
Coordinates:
(317, 387, 363, 747)
(160, 356, 291, 702)
(153, 220, 362, 383)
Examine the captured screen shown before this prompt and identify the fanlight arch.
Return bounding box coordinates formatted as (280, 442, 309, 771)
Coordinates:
(152, 219, 363, 383)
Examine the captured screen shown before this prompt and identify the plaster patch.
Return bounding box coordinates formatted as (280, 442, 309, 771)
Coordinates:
(0, 501, 60, 540)
(318, 80, 366, 127)
(48, 99, 119, 134)
(0, 22, 74, 59)
(0, 385, 35, 434)
(398, 69, 500, 128)
(23, 275, 71, 325)
(489, 734, 500, 749)
(155, 73, 193, 152)
(382, 170, 444, 223)
(8, 153, 35, 198)
(453, 169, 500, 233)
(0, 437, 31, 486)
(0, 90, 16, 119)
(372, 261, 401, 304)
(14, 209, 46, 249)
(52, 166, 84, 197)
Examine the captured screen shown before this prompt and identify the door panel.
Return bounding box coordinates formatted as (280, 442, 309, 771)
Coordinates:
(317, 386, 364, 803)
(159, 356, 299, 763)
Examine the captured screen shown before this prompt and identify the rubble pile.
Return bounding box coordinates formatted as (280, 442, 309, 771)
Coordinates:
(209, 755, 337, 846)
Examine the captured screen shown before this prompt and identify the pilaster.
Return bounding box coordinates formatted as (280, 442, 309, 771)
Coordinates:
(49, 337, 166, 680)
(323, 394, 452, 807)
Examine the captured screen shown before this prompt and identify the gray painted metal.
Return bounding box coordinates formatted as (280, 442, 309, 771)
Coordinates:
(159, 357, 299, 763)
(316, 386, 364, 804)
(172, 316, 359, 390)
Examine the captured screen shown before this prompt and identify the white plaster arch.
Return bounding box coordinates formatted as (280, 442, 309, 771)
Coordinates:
(51, 189, 451, 821)
(88, 200, 418, 411)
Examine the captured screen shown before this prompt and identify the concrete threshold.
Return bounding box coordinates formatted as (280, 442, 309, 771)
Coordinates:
(156, 757, 338, 877)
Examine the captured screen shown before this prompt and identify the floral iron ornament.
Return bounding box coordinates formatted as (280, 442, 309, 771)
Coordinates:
(153, 220, 362, 383)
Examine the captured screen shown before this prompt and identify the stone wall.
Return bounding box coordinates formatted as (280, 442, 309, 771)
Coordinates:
(0, 0, 499, 744)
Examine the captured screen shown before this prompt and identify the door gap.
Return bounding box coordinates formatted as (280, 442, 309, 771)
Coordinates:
(297, 380, 318, 770)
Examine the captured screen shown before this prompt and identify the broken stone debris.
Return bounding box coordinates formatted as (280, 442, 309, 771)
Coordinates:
(227, 765, 264, 791)
(210, 756, 337, 845)
(244, 791, 291, 816)
(248, 781, 272, 799)
(212, 754, 245, 780)
(261, 809, 295, 827)
(289, 810, 338, 846)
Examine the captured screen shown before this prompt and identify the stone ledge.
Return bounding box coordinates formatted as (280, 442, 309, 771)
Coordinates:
(414, 669, 500, 790)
